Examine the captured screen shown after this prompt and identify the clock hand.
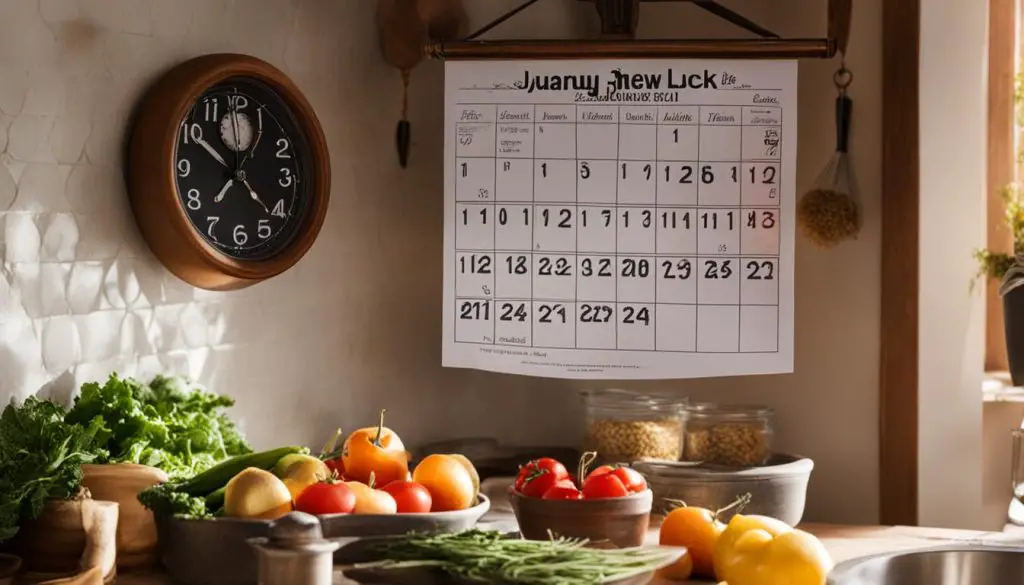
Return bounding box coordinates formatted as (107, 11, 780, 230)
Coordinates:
(214, 178, 233, 202)
(230, 94, 241, 168)
(195, 136, 229, 168)
(241, 178, 270, 214)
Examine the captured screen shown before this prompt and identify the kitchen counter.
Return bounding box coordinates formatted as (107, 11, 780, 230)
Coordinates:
(113, 520, 1024, 585)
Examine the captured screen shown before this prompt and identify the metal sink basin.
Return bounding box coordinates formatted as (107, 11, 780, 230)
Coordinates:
(827, 546, 1024, 585)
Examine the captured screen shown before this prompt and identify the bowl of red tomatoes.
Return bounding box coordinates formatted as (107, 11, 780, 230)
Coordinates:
(508, 453, 653, 548)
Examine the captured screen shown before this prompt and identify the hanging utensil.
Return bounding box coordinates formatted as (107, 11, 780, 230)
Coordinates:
(377, 0, 428, 169)
(797, 0, 859, 247)
(377, 0, 466, 169)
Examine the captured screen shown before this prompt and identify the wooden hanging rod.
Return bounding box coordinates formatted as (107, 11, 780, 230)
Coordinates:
(425, 38, 836, 60)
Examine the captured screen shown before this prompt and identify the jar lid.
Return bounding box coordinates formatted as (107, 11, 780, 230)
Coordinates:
(583, 389, 687, 412)
(269, 512, 324, 546)
(685, 403, 773, 420)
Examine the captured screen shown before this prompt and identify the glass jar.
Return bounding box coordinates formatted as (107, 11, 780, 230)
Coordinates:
(582, 389, 686, 464)
(682, 403, 774, 467)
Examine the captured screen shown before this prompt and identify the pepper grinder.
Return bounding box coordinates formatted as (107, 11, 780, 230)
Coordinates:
(249, 512, 340, 585)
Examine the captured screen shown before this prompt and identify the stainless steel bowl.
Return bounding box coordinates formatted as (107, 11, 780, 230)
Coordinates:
(827, 546, 1024, 585)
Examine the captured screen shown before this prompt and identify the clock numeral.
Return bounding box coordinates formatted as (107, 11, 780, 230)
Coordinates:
(177, 159, 190, 178)
(275, 138, 291, 159)
(203, 98, 219, 123)
(182, 123, 202, 144)
(271, 199, 286, 219)
(206, 216, 219, 240)
(233, 224, 248, 246)
(279, 168, 293, 188)
(257, 219, 272, 240)
(186, 188, 201, 211)
(227, 94, 248, 110)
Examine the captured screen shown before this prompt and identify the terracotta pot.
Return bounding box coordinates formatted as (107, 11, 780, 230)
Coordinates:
(80, 464, 168, 570)
(509, 488, 652, 548)
(14, 495, 118, 584)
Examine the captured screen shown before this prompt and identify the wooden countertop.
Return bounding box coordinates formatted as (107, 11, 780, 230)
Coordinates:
(112, 521, 1024, 585)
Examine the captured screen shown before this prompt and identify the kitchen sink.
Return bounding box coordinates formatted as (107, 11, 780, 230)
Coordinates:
(827, 546, 1024, 585)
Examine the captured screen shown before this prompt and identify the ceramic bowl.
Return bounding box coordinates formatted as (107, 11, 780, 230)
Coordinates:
(157, 495, 492, 585)
(508, 488, 653, 548)
(632, 453, 814, 526)
(319, 494, 490, 540)
(156, 515, 271, 585)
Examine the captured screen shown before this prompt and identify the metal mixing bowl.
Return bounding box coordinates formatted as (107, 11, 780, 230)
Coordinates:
(827, 545, 1024, 585)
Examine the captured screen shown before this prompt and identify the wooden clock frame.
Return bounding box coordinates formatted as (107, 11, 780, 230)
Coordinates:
(125, 53, 331, 291)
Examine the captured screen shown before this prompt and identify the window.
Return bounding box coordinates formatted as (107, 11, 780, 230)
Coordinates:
(985, 0, 1021, 375)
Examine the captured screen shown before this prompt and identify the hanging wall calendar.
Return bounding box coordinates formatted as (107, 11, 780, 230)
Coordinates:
(442, 59, 797, 379)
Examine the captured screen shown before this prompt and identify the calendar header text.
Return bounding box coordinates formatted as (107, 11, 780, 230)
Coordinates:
(519, 68, 725, 97)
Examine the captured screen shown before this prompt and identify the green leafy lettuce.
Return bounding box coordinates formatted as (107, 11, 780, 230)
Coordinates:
(64, 373, 252, 481)
(0, 397, 108, 541)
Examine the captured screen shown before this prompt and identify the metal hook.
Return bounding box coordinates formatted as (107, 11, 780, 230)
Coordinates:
(833, 66, 853, 90)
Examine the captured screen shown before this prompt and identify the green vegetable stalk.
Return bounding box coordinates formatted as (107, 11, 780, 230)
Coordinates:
(137, 446, 308, 518)
(0, 397, 107, 541)
(357, 529, 680, 585)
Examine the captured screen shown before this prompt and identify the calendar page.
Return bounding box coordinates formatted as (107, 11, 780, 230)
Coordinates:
(441, 59, 796, 379)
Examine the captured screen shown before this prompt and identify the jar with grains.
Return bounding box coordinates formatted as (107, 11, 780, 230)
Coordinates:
(682, 404, 774, 467)
(582, 389, 686, 464)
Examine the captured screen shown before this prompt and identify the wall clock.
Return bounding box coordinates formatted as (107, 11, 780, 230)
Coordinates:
(126, 53, 330, 291)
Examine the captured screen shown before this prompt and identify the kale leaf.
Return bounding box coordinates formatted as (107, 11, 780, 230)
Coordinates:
(136, 482, 212, 519)
(65, 373, 252, 481)
(0, 397, 107, 541)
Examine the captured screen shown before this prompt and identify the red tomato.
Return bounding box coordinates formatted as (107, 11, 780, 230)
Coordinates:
(582, 473, 630, 499)
(324, 457, 345, 479)
(294, 481, 356, 515)
(379, 481, 432, 514)
(610, 467, 647, 493)
(515, 458, 569, 493)
(521, 469, 564, 498)
(585, 465, 647, 494)
(542, 480, 583, 500)
(587, 465, 616, 479)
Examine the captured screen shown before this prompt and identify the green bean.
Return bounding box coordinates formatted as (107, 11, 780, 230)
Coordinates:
(354, 529, 678, 585)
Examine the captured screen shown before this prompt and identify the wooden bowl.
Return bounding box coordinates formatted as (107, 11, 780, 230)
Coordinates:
(13, 497, 118, 584)
(508, 488, 653, 548)
(81, 463, 169, 569)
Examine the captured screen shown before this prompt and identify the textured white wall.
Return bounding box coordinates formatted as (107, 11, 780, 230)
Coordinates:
(918, 0, 987, 529)
(0, 0, 884, 524)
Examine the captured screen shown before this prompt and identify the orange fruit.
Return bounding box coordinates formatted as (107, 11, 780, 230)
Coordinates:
(659, 505, 726, 578)
(411, 454, 475, 512)
(342, 409, 408, 487)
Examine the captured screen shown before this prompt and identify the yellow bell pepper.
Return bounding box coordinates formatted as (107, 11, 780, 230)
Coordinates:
(712, 514, 834, 585)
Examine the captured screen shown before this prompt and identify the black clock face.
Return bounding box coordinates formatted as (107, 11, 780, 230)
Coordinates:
(173, 77, 309, 260)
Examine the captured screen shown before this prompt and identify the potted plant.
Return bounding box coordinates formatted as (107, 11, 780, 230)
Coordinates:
(975, 75, 1024, 384)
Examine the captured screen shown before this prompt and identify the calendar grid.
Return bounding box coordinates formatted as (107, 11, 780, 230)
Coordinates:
(453, 100, 783, 354)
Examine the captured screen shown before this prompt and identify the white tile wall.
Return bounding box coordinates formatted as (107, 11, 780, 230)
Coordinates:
(0, 0, 588, 453)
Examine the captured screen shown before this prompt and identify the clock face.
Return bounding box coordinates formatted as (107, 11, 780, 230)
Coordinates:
(173, 77, 309, 260)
